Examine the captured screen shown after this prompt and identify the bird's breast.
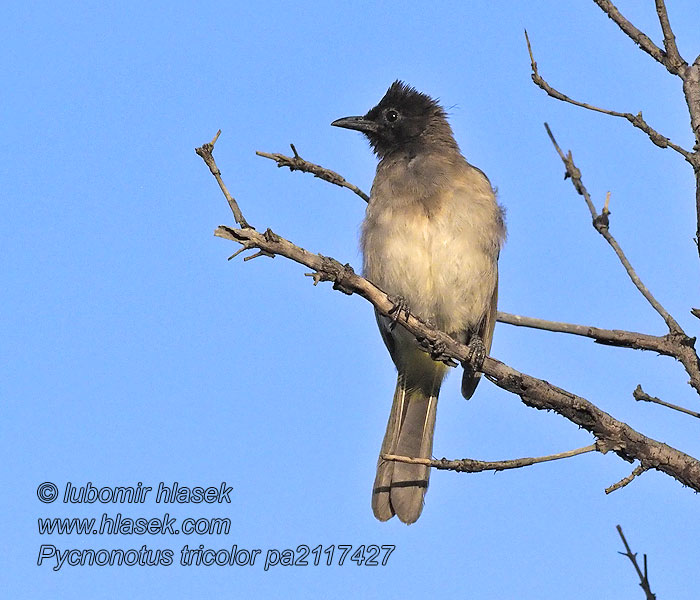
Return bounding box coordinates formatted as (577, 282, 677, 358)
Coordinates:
(361, 189, 499, 335)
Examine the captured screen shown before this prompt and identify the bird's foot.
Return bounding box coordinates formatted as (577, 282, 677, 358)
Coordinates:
(433, 341, 458, 367)
(415, 335, 458, 368)
(387, 295, 410, 330)
(464, 335, 486, 372)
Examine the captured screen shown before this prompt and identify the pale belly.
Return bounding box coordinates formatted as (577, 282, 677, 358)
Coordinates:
(362, 207, 496, 337)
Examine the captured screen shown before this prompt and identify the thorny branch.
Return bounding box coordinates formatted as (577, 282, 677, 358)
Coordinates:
(616, 525, 656, 600)
(196, 132, 700, 495)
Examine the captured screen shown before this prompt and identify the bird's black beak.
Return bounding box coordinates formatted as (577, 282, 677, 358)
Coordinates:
(331, 116, 378, 134)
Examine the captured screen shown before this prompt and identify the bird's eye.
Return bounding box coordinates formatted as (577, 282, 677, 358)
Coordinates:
(386, 109, 399, 122)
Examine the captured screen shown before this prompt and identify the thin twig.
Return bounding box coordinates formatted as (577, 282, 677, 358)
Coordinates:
(616, 525, 656, 600)
(525, 30, 692, 161)
(606, 465, 647, 494)
(545, 123, 685, 335)
(633, 384, 700, 419)
(383, 444, 597, 474)
(195, 130, 250, 229)
(497, 312, 670, 352)
(497, 311, 700, 396)
(256, 145, 370, 202)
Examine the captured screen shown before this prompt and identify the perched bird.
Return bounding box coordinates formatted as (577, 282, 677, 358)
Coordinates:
(332, 81, 506, 524)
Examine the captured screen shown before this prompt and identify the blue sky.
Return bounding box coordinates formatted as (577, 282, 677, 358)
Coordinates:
(3, 1, 699, 598)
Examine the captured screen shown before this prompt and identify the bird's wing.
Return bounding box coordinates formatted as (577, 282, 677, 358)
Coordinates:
(480, 268, 499, 357)
(461, 269, 498, 399)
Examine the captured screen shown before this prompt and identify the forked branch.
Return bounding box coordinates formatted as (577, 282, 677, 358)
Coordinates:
(616, 525, 656, 600)
(544, 123, 684, 335)
(524, 29, 692, 162)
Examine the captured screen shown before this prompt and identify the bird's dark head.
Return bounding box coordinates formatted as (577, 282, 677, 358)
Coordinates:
(331, 80, 458, 158)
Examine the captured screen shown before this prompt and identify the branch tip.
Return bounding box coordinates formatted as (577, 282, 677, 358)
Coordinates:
(256, 146, 370, 202)
(605, 464, 647, 494)
(243, 250, 274, 262)
(633, 384, 700, 419)
(616, 525, 656, 599)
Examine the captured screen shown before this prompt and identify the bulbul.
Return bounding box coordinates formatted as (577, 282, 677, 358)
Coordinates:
(332, 81, 506, 524)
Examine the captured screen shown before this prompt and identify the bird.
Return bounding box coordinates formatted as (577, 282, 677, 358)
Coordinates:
(331, 81, 506, 524)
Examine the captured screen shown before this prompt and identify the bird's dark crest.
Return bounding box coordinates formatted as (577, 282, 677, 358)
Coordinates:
(332, 80, 459, 158)
(363, 81, 457, 158)
(366, 80, 446, 123)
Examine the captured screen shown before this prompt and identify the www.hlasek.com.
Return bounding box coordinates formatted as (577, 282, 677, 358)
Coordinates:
(36, 481, 396, 570)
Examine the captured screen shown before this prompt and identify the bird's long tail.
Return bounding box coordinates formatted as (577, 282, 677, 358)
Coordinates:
(372, 369, 441, 524)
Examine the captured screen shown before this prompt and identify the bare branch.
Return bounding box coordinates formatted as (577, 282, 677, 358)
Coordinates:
(497, 311, 700, 396)
(497, 312, 670, 352)
(593, 0, 669, 73)
(256, 145, 370, 202)
(525, 31, 692, 161)
(534, 5, 700, 257)
(213, 219, 700, 492)
(243, 249, 274, 262)
(633, 384, 700, 419)
(654, 0, 686, 72)
(251, 139, 700, 392)
(606, 464, 647, 494)
(616, 525, 657, 600)
(383, 443, 597, 473)
(198, 130, 700, 501)
(195, 131, 250, 229)
(545, 123, 686, 336)
(686, 62, 700, 152)
(682, 62, 700, 255)
(684, 73, 700, 256)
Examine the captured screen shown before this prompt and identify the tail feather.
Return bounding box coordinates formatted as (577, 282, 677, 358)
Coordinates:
(372, 371, 440, 524)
